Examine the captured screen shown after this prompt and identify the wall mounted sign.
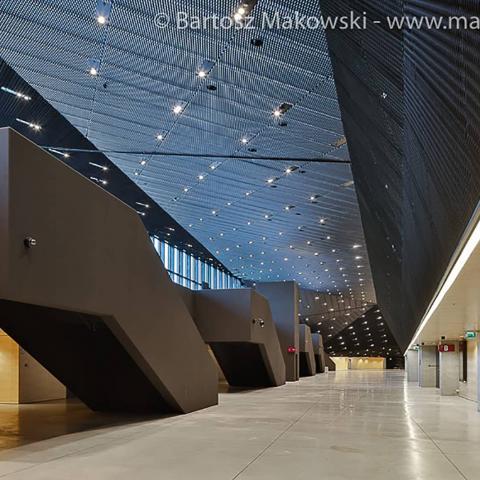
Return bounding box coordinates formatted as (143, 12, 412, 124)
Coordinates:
(438, 344, 456, 353)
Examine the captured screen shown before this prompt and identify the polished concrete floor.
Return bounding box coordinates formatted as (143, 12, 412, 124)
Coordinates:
(0, 371, 479, 479)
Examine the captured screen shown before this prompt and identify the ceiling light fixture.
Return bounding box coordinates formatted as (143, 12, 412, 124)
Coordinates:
(209, 161, 221, 170)
(88, 58, 101, 77)
(1, 86, 31, 101)
(16, 118, 41, 131)
(48, 148, 70, 159)
(90, 176, 108, 186)
(136, 202, 150, 209)
(173, 104, 184, 115)
(95, 0, 112, 25)
(89, 161, 108, 171)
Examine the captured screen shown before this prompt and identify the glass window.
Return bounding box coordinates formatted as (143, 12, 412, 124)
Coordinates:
(150, 237, 241, 291)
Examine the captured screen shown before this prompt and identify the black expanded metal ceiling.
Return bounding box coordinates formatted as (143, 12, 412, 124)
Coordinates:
(0, 59, 233, 272)
(0, 0, 377, 302)
(324, 306, 403, 362)
(299, 288, 374, 340)
(321, 0, 480, 351)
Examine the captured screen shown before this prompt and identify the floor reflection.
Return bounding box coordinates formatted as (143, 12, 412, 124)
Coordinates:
(0, 399, 157, 451)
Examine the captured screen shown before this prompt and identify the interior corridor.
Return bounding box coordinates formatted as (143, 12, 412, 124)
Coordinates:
(0, 371, 478, 479)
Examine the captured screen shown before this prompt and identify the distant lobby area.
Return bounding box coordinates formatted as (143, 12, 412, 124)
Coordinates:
(0, 371, 478, 480)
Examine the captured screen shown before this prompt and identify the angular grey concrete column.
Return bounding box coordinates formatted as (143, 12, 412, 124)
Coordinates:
(439, 342, 460, 396)
(312, 333, 326, 373)
(191, 288, 286, 388)
(299, 324, 315, 377)
(0, 128, 218, 413)
(406, 349, 419, 382)
(255, 282, 299, 381)
(419, 345, 438, 388)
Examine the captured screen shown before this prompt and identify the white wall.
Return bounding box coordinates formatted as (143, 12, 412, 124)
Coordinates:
(19, 349, 66, 403)
(0, 330, 66, 404)
(333, 357, 386, 371)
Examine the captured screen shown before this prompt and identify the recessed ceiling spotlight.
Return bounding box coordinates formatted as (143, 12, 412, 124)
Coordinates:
(140, 159, 147, 166)
(1, 86, 31, 101)
(95, 0, 112, 25)
(89, 161, 108, 171)
(273, 102, 293, 119)
(266, 178, 275, 184)
(241, 137, 249, 144)
(173, 104, 184, 115)
(320, 218, 326, 224)
(88, 58, 101, 77)
(156, 133, 164, 141)
(197, 70, 207, 78)
(16, 118, 41, 131)
(90, 176, 108, 186)
(198, 174, 206, 181)
(48, 148, 70, 159)
(285, 165, 299, 174)
(209, 161, 221, 170)
(353, 244, 362, 249)
(136, 202, 150, 209)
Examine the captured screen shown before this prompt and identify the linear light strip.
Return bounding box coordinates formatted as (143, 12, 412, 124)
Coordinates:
(407, 200, 480, 350)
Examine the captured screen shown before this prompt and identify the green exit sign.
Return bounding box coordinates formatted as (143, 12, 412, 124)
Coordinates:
(465, 331, 477, 340)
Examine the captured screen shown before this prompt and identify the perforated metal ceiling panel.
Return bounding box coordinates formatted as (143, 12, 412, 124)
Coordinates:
(321, 0, 480, 351)
(324, 307, 403, 366)
(299, 288, 374, 340)
(0, 0, 375, 301)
